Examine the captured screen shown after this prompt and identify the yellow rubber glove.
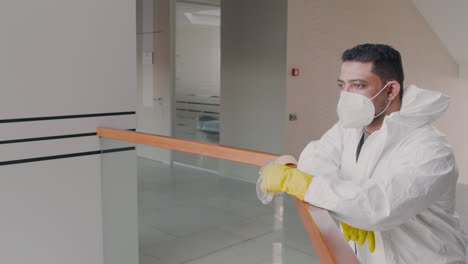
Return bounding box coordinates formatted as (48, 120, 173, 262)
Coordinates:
(259, 164, 313, 200)
(340, 221, 375, 253)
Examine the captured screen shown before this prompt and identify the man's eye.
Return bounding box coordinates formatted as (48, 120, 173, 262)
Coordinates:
(353, 84, 363, 89)
(338, 83, 344, 89)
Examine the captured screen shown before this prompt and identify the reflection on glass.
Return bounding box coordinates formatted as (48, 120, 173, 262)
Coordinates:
(173, 0, 221, 170)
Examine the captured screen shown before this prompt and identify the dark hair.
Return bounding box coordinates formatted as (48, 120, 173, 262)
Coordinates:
(342, 44, 404, 101)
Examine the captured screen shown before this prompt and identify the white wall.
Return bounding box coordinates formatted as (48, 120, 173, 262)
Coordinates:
(436, 79, 468, 184)
(410, 0, 468, 79)
(220, 0, 287, 181)
(0, 0, 138, 263)
(220, 0, 287, 154)
(461, 64, 468, 80)
(286, 0, 468, 183)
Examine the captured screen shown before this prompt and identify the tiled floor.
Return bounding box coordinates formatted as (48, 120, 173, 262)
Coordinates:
(137, 157, 319, 264)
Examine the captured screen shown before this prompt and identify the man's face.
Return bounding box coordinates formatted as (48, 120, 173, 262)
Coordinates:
(338, 61, 388, 113)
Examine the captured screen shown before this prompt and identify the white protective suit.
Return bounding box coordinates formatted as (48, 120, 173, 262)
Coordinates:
(297, 85, 468, 263)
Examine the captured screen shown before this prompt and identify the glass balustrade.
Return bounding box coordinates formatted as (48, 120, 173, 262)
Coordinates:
(100, 136, 319, 264)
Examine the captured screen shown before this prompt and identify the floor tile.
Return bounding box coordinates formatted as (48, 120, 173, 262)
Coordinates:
(143, 228, 246, 264)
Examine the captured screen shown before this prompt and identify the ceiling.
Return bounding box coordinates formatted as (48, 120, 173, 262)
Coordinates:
(410, 0, 468, 78)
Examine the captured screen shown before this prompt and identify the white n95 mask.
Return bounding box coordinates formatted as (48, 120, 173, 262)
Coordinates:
(337, 82, 391, 128)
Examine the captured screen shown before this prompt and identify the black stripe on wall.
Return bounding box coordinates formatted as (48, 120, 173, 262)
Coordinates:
(175, 108, 219, 114)
(0, 111, 136, 123)
(0, 132, 97, 145)
(0, 129, 137, 145)
(176, 101, 220, 106)
(0, 147, 135, 166)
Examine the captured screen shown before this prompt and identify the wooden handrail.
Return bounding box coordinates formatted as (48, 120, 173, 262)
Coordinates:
(97, 127, 276, 166)
(97, 127, 359, 264)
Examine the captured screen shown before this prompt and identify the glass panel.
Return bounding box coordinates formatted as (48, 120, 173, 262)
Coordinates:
(100, 137, 319, 264)
(173, 0, 221, 172)
(100, 139, 139, 264)
(174, 0, 221, 142)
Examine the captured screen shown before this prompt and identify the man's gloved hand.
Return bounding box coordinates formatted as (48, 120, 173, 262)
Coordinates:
(259, 164, 313, 200)
(340, 221, 375, 253)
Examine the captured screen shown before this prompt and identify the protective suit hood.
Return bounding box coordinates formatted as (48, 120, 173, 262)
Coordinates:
(388, 84, 450, 128)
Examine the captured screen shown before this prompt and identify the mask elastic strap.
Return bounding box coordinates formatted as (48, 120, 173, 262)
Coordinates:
(370, 82, 390, 101)
(371, 82, 391, 118)
(374, 100, 390, 118)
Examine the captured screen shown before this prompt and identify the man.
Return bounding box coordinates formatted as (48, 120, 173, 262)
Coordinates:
(260, 44, 468, 263)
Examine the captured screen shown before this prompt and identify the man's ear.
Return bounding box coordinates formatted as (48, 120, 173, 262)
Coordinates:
(387, 81, 400, 101)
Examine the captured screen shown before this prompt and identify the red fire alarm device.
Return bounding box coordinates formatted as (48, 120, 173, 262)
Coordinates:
(292, 68, 300, 77)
